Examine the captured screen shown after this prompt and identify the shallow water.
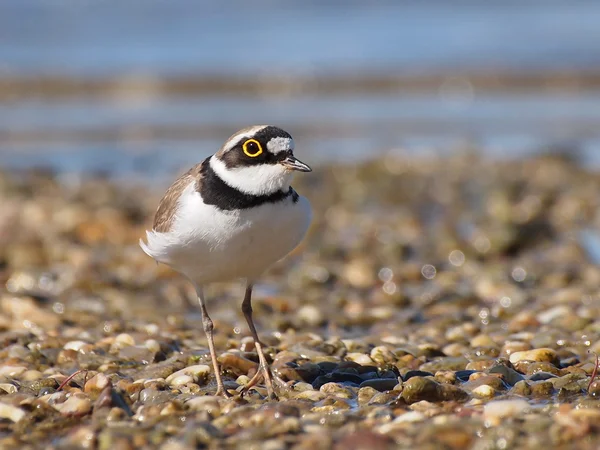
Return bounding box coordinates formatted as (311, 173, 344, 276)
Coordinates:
(1, 92, 600, 180)
(1, 1, 600, 176)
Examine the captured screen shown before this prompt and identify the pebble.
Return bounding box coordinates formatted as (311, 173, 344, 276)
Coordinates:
(359, 378, 399, 392)
(54, 394, 92, 415)
(484, 399, 530, 426)
(472, 385, 496, 398)
(84, 373, 110, 394)
(186, 396, 222, 414)
(293, 390, 327, 402)
(165, 365, 210, 385)
(509, 348, 558, 364)
(0, 365, 27, 377)
(0, 383, 18, 394)
(0, 403, 26, 422)
(64, 340, 89, 351)
(319, 382, 354, 398)
(345, 353, 375, 365)
(394, 410, 427, 423)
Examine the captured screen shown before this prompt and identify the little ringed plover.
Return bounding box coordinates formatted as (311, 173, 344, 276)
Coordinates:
(140, 125, 312, 398)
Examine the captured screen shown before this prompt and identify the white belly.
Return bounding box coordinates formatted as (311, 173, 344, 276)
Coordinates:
(140, 182, 311, 284)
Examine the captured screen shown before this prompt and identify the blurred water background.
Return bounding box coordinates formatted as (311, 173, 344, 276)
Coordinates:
(2, 0, 600, 181)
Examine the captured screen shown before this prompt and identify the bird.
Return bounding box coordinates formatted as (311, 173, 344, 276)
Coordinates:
(140, 125, 312, 398)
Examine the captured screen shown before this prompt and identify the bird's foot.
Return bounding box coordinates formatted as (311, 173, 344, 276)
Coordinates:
(239, 366, 289, 400)
(215, 386, 232, 398)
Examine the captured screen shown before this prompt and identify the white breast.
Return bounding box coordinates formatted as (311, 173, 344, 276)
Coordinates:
(140, 181, 311, 284)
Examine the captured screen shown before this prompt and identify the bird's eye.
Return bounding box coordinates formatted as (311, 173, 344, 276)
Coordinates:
(242, 139, 263, 157)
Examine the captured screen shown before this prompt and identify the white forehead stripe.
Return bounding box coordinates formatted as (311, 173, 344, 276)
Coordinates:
(266, 137, 294, 154)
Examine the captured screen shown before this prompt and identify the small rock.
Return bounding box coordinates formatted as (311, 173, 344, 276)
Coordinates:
(455, 370, 477, 382)
(359, 378, 399, 392)
(0, 403, 26, 422)
(501, 341, 532, 357)
(218, 353, 258, 376)
(394, 410, 426, 423)
(488, 364, 525, 386)
(168, 374, 194, 387)
(536, 305, 570, 324)
(84, 373, 110, 394)
(115, 333, 135, 346)
(319, 382, 354, 398)
(64, 340, 89, 352)
(0, 383, 18, 394)
(293, 390, 326, 402)
(528, 371, 558, 381)
(296, 305, 324, 327)
(358, 386, 379, 406)
(400, 377, 440, 404)
(345, 353, 375, 365)
(420, 357, 468, 373)
(186, 396, 221, 413)
(402, 370, 434, 381)
(511, 380, 532, 396)
(472, 385, 496, 398)
(165, 365, 210, 386)
(55, 394, 92, 415)
(0, 365, 27, 377)
(509, 348, 558, 365)
(471, 334, 496, 347)
(370, 346, 397, 365)
(484, 399, 530, 426)
(531, 381, 554, 397)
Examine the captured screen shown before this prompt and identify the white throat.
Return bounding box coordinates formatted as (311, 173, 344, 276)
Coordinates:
(209, 156, 293, 196)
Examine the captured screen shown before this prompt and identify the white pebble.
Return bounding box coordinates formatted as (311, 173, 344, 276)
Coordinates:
(0, 365, 27, 377)
(297, 305, 323, 327)
(0, 403, 26, 422)
(536, 305, 570, 324)
(64, 340, 89, 352)
(472, 385, 496, 398)
(394, 411, 426, 423)
(54, 395, 92, 415)
(345, 353, 375, 365)
(186, 396, 221, 413)
(144, 339, 161, 354)
(0, 384, 18, 394)
(484, 399, 530, 426)
(115, 333, 135, 346)
(84, 373, 110, 393)
(168, 374, 194, 387)
(165, 365, 210, 385)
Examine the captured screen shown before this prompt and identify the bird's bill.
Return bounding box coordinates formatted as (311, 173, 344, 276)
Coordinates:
(280, 155, 312, 172)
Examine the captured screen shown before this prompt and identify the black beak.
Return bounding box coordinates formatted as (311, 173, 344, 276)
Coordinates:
(280, 155, 312, 172)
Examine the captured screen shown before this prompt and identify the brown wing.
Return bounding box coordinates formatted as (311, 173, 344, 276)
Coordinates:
(153, 163, 203, 233)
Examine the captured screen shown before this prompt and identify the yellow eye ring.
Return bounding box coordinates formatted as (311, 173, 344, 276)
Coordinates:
(242, 139, 263, 157)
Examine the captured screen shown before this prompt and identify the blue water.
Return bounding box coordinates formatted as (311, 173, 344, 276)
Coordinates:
(1, 1, 600, 176)
(2, 0, 600, 75)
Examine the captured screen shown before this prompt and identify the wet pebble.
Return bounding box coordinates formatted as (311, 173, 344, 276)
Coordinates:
(484, 399, 530, 426)
(509, 348, 558, 364)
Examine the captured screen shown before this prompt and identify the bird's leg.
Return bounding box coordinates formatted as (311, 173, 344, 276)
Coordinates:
(239, 283, 277, 399)
(195, 285, 230, 398)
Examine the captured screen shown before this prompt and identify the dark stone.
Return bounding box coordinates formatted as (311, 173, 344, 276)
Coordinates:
(528, 371, 558, 381)
(455, 370, 478, 382)
(316, 361, 339, 373)
(402, 370, 434, 381)
(489, 364, 525, 386)
(312, 372, 364, 389)
(359, 378, 399, 392)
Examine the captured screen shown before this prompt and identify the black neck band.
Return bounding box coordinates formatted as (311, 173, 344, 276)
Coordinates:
(199, 159, 298, 210)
